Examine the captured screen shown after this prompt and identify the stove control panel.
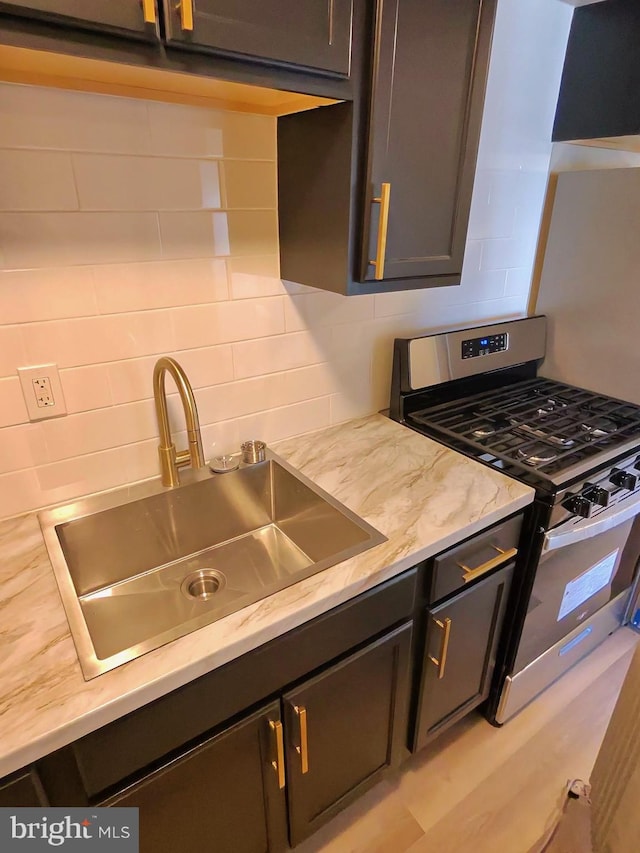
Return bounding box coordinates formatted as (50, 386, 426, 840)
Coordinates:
(610, 468, 638, 491)
(553, 454, 640, 528)
(562, 492, 593, 518)
(461, 332, 508, 359)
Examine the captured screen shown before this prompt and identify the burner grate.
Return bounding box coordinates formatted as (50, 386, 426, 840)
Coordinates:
(408, 377, 640, 480)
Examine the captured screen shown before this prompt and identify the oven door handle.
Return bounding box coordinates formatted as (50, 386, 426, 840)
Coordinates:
(543, 496, 640, 552)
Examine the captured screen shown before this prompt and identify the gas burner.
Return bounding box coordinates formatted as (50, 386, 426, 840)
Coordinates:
(534, 395, 569, 414)
(516, 444, 559, 467)
(472, 423, 496, 439)
(581, 417, 618, 438)
(510, 419, 575, 448)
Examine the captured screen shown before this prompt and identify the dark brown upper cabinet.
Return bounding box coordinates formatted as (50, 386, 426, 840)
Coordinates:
(162, 0, 353, 76)
(0, 0, 160, 38)
(278, 0, 497, 295)
(553, 0, 640, 145)
(361, 0, 495, 284)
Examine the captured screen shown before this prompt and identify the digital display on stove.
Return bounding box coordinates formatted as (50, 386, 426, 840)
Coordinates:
(462, 333, 508, 359)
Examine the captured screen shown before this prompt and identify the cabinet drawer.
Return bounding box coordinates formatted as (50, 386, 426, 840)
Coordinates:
(430, 514, 522, 603)
(0, 767, 48, 807)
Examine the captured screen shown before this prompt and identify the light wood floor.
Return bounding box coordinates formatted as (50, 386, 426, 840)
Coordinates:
(297, 628, 640, 853)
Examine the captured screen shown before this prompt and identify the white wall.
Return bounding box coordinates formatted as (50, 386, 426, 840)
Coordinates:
(0, 0, 573, 519)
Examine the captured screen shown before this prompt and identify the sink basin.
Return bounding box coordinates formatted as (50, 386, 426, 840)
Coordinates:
(39, 453, 386, 679)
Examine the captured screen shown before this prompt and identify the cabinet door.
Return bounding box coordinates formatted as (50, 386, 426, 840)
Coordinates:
(163, 0, 353, 76)
(361, 0, 496, 283)
(108, 700, 288, 853)
(283, 622, 412, 846)
(0, 1, 160, 37)
(0, 768, 48, 807)
(413, 562, 513, 752)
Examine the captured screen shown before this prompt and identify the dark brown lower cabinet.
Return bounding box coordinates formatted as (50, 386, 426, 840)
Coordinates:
(283, 622, 412, 845)
(0, 767, 48, 807)
(413, 562, 514, 752)
(107, 622, 412, 850)
(107, 700, 288, 853)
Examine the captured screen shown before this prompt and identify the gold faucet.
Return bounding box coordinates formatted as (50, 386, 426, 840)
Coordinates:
(153, 357, 205, 487)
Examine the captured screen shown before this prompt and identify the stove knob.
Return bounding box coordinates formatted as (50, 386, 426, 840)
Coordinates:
(583, 485, 610, 507)
(610, 469, 638, 490)
(562, 493, 593, 518)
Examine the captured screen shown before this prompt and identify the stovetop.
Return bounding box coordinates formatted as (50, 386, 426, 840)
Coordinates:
(406, 376, 640, 489)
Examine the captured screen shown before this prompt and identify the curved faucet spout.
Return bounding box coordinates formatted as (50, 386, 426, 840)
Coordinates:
(153, 357, 205, 487)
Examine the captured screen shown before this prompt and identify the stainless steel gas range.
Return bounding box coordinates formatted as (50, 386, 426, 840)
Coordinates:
(390, 315, 640, 723)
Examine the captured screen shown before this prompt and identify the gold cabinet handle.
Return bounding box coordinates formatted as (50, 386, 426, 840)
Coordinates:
(457, 546, 518, 583)
(141, 0, 156, 24)
(269, 720, 285, 790)
(178, 0, 194, 31)
(294, 705, 309, 774)
(428, 617, 452, 680)
(369, 182, 391, 280)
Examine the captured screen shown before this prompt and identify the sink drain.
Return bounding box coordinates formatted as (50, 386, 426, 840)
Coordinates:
(181, 569, 226, 601)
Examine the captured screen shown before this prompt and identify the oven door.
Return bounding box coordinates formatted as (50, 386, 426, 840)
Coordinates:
(514, 501, 640, 672)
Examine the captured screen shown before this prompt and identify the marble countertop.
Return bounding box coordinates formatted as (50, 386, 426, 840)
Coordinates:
(0, 414, 534, 779)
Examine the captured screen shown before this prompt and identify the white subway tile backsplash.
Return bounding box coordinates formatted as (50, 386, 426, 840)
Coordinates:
(0, 325, 29, 377)
(222, 160, 278, 209)
(232, 331, 327, 380)
(147, 103, 276, 160)
(234, 397, 331, 446)
(505, 266, 532, 297)
(0, 150, 78, 211)
(93, 259, 228, 314)
(106, 345, 234, 405)
(158, 211, 228, 259)
(0, 267, 97, 324)
(59, 364, 113, 414)
(0, 84, 153, 154)
(0, 377, 29, 427)
(284, 291, 374, 332)
(33, 445, 140, 507)
(196, 363, 335, 424)
(0, 423, 49, 475)
(73, 154, 221, 211)
(226, 211, 279, 256)
(22, 311, 174, 369)
(227, 255, 283, 299)
(0, 212, 162, 268)
(40, 400, 157, 462)
(480, 234, 537, 272)
(0, 468, 40, 519)
(22, 316, 113, 369)
(173, 297, 284, 349)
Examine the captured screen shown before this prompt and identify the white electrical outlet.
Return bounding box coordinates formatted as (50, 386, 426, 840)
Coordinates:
(18, 363, 67, 421)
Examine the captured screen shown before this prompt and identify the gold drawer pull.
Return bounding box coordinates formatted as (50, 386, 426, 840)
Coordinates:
(269, 720, 285, 789)
(428, 617, 452, 679)
(369, 182, 391, 280)
(294, 705, 309, 774)
(458, 546, 518, 583)
(141, 0, 156, 24)
(178, 0, 194, 31)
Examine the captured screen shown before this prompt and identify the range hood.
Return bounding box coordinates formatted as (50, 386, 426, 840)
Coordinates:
(553, 0, 640, 152)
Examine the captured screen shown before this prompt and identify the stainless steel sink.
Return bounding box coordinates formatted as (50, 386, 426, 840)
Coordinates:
(39, 453, 386, 679)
